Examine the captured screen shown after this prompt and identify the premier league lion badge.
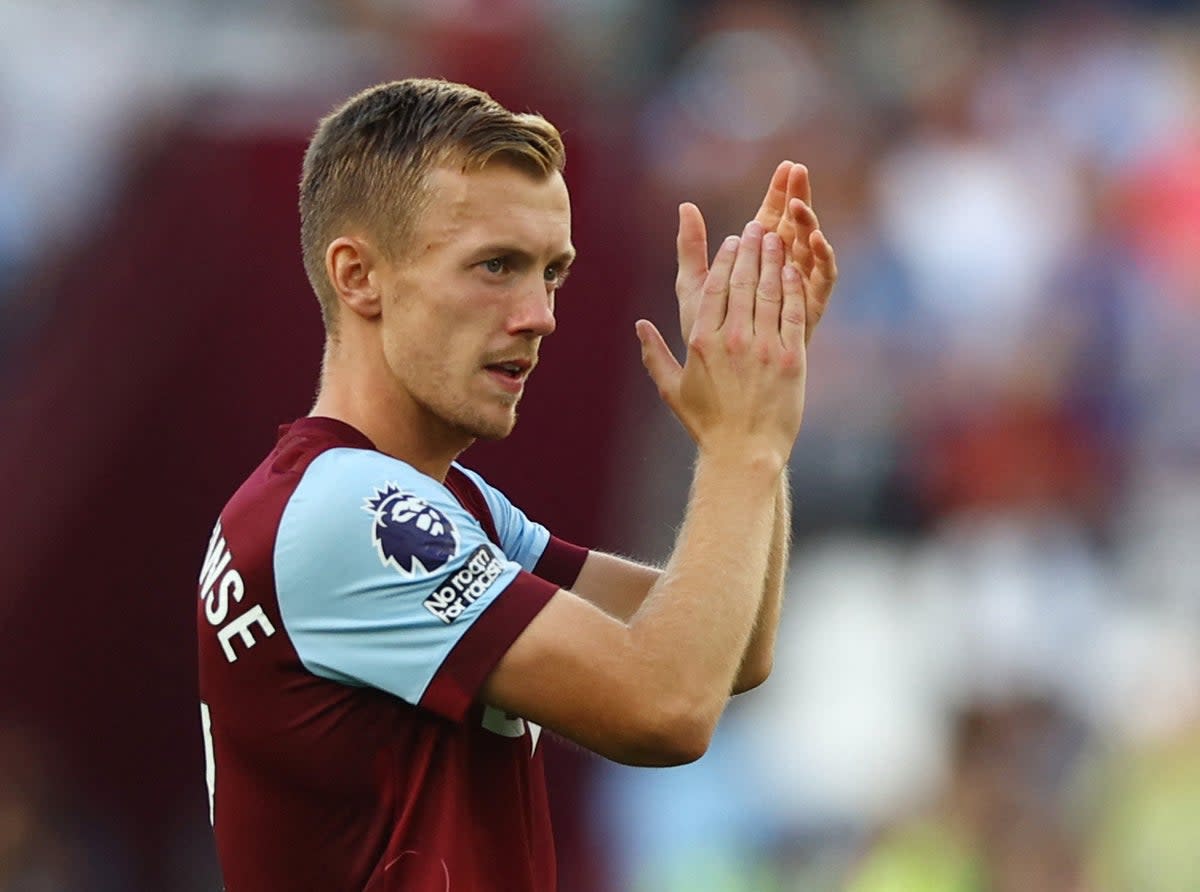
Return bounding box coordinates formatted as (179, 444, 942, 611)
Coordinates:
(364, 484, 459, 576)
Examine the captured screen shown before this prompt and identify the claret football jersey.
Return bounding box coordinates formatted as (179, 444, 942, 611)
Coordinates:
(197, 417, 587, 891)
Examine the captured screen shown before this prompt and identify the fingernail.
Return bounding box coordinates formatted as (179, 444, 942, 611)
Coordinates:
(783, 264, 799, 281)
(722, 235, 740, 251)
(764, 232, 782, 251)
(744, 220, 763, 238)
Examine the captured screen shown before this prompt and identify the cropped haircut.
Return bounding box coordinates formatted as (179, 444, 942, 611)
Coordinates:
(299, 78, 566, 335)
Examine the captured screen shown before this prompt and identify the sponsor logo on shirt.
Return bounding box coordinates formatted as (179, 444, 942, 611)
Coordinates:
(364, 484, 459, 576)
(423, 545, 504, 623)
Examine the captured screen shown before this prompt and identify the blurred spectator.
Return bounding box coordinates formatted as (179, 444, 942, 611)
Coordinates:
(0, 1, 175, 322)
(1080, 623, 1200, 892)
(870, 29, 1082, 382)
(848, 698, 1092, 892)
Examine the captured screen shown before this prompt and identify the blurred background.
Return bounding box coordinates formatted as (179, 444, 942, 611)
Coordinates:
(1, 0, 1198, 889)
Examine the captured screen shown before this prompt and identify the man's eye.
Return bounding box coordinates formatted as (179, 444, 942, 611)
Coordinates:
(544, 265, 569, 286)
(484, 258, 507, 275)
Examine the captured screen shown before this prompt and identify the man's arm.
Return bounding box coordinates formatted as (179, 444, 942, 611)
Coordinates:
(481, 221, 809, 766)
(736, 470, 790, 690)
(567, 470, 787, 695)
(567, 552, 660, 622)
(678, 162, 835, 685)
(568, 162, 835, 692)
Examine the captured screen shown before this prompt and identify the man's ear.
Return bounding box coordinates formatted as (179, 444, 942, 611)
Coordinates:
(326, 236, 383, 320)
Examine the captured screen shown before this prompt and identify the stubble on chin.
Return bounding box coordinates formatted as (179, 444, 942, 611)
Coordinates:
(428, 391, 519, 442)
(458, 404, 519, 441)
(405, 366, 517, 442)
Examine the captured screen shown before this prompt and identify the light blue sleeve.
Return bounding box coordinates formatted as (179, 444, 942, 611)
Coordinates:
(274, 448, 526, 707)
(452, 463, 551, 572)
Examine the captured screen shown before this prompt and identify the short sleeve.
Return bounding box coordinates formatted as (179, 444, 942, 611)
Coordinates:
(274, 448, 557, 721)
(452, 463, 589, 589)
(451, 464, 550, 571)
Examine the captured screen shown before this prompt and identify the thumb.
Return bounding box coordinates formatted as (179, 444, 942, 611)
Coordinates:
(635, 319, 682, 402)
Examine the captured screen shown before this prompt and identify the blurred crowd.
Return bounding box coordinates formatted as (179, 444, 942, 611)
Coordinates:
(606, 1, 1200, 890)
(2, 0, 1199, 890)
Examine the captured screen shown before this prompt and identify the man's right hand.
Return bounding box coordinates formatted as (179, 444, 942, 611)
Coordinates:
(636, 219, 808, 471)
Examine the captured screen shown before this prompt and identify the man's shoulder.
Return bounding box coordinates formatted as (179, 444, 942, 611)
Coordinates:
(274, 445, 493, 581)
(209, 419, 390, 553)
(223, 419, 409, 512)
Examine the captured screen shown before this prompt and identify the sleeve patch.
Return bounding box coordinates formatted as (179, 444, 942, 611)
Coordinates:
(364, 483, 460, 576)
(423, 545, 505, 624)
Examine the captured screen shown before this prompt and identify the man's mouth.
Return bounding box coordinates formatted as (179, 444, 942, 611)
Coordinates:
(484, 359, 532, 380)
(483, 358, 534, 394)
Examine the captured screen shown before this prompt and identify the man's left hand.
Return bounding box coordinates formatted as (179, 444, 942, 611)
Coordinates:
(675, 161, 837, 347)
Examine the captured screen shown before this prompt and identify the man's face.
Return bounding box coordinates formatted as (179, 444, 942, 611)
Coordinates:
(377, 162, 574, 443)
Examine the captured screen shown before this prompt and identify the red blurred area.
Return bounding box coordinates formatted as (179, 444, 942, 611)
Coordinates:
(0, 88, 637, 888)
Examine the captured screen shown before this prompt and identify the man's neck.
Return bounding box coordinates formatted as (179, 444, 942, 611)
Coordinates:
(312, 349, 471, 482)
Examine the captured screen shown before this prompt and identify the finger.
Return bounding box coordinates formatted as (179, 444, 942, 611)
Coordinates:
(788, 197, 819, 275)
(754, 231, 784, 341)
(784, 164, 814, 273)
(804, 230, 838, 344)
(723, 221, 764, 336)
(636, 319, 683, 401)
(676, 202, 709, 297)
(695, 234, 740, 334)
(787, 163, 812, 209)
(807, 230, 838, 301)
(753, 161, 794, 230)
(780, 261, 807, 352)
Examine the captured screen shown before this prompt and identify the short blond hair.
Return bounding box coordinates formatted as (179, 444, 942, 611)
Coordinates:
(299, 78, 566, 334)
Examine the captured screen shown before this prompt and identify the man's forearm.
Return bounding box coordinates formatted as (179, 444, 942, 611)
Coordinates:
(626, 451, 778, 725)
(733, 469, 790, 693)
(571, 469, 791, 695)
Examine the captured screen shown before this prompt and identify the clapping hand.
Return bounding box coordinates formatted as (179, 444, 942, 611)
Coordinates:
(674, 161, 837, 347)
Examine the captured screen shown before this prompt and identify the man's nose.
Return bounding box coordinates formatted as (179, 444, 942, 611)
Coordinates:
(509, 281, 556, 337)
